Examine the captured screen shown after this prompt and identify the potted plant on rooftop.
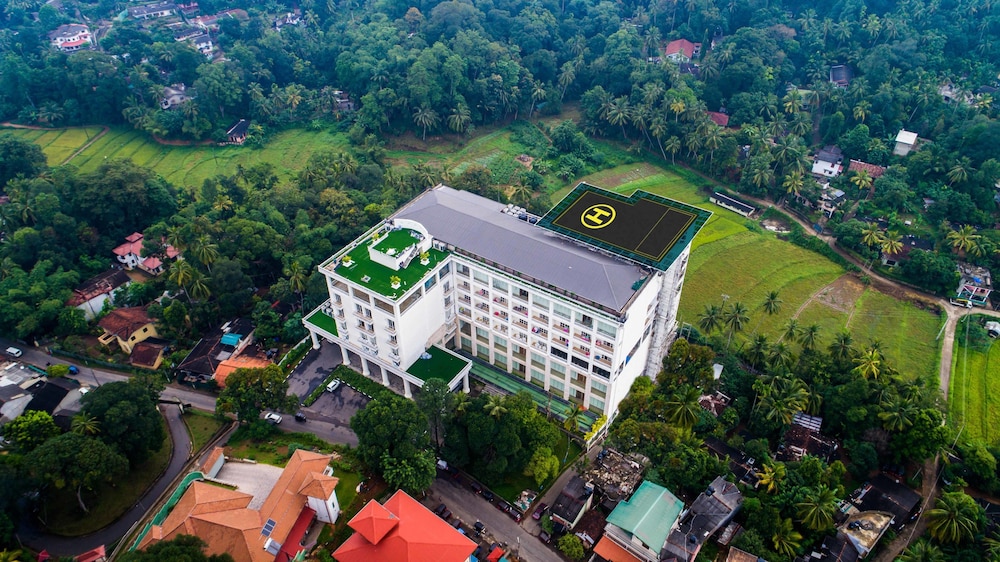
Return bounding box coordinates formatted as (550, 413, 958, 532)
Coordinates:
(390, 275, 402, 289)
(420, 250, 430, 265)
(342, 255, 354, 267)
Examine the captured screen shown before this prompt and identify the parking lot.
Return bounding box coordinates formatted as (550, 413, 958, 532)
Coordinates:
(283, 344, 367, 446)
(428, 476, 561, 562)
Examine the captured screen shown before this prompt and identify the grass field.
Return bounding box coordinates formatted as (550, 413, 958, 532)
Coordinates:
(182, 410, 227, 453)
(574, 163, 944, 382)
(3, 126, 104, 165)
(949, 327, 1000, 444)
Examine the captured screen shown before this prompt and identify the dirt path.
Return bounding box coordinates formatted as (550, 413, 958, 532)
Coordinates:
(61, 126, 109, 165)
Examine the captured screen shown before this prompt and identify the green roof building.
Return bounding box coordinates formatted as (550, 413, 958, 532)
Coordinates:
(597, 481, 683, 562)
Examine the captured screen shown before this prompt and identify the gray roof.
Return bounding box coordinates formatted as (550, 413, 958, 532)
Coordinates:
(392, 186, 647, 313)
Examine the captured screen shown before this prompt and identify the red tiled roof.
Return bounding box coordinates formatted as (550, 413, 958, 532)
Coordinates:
(594, 536, 643, 562)
(277, 506, 316, 562)
(665, 39, 699, 59)
(98, 307, 153, 339)
(706, 111, 730, 127)
(487, 546, 505, 562)
(350, 499, 400, 544)
(113, 238, 143, 257)
(142, 256, 163, 270)
(335, 491, 476, 562)
(130, 341, 165, 368)
(849, 159, 887, 179)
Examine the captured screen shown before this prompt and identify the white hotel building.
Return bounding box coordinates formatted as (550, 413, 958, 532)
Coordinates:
(303, 184, 708, 425)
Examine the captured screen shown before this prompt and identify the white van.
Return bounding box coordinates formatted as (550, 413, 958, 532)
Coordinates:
(5, 347, 22, 358)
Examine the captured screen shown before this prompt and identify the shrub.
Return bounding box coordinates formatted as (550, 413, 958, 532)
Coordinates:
(557, 535, 585, 560)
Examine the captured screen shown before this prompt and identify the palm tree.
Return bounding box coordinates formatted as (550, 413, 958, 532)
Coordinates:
(190, 235, 219, 273)
(852, 100, 871, 122)
(663, 136, 681, 165)
(879, 395, 917, 431)
(926, 492, 981, 544)
(799, 324, 821, 350)
(783, 171, 805, 199)
(898, 539, 946, 562)
(0, 551, 21, 562)
(797, 486, 838, 530)
(861, 222, 883, 248)
(772, 518, 803, 558)
(669, 100, 685, 122)
(285, 260, 309, 309)
(484, 395, 508, 418)
(757, 463, 786, 493)
(665, 386, 702, 429)
(948, 157, 974, 186)
(168, 260, 195, 295)
(412, 106, 439, 141)
(698, 304, 723, 335)
(723, 301, 750, 348)
(851, 169, 874, 199)
(454, 392, 472, 416)
(829, 330, 855, 361)
(783, 88, 803, 114)
(881, 230, 903, 256)
(187, 271, 211, 302)
(768, 342, 796, 370)
(447, 104, 471, 135)
(852, 347, 883, 380)
(557, 63, 576, 100)
(604, 97, 632, 140)
(528, 83, 547, 117)
(745, 334, 769, 369)
(751, 167, 774, 191)
(781, 318, 800, 343)
(763, 290, 782, 316)
(948, 225, 982, 256)
(71, 413, 100, 436)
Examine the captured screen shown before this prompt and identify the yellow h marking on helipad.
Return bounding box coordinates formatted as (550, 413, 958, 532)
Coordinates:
(581, 204, 616, 229)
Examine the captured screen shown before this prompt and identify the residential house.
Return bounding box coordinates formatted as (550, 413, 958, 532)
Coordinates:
(848, 159, 886, 199)
(893, 130, 919, 156)
(811, 145, 844, 178)
(226, 119, 250, 144)
(726, 547, 762, 562)
(161, 84, 194, 110)
(830, 65, 853, 87)
(698, 391, 730, 417)
(709, 192, 755, 217)
(138, 449, 341, 561)
(593, 481, 683, 562)
(130, 341, 167, 370)
(175, 318, 256, 384)
(274, 11, 301, 29)
(112, 232, 178, 276)
(677, 63, 700, 78)
(580, 448, 645, 511)
(191, 33, 213, 57)
(190, 8, 247, 30)
(664, 39, 701, 63)
(881, 234, 932, 267)
(213, 354, 274, 387)
(777, 412, 838, 463)
(819, 186, 846, 218)
(706, 111, 729, 128)
(333, 490, 476, 562)
(98, 306, 158, 354)
(128, 1, 176, 19)
(48, 24, 92, 52)
(939, 81, 974, 105)
(331, 90, 355, 112)
(797, 532, 860, 562)
(0, 367, 44, 424)
(661, 476, 743, 562)
(24, 377, 84, 427)
(704, 437, 760, 487)
(551, 476, 595, 531)
(850, 474, 921, 530)
(66, 269, 131, 320)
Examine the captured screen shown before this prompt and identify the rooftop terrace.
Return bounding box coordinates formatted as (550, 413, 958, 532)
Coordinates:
(333, 229, 448, 300)
(405, 345, 470, 384)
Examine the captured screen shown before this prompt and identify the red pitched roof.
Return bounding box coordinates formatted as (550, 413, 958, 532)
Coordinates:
(113, 234, 144, 257)
(849, 159, 887, 179)
(665, 39, 699, 59)
(98, 307, 153, 338)
(706, 111, 730, 127)
(334, 491, 476, 562)
(350, 499, 400, 544)
(142, 256, 163, 270)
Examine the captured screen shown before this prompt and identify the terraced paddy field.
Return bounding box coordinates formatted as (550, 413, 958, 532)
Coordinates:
(3, 126, 104, 165)
(576, 163, 944, 382)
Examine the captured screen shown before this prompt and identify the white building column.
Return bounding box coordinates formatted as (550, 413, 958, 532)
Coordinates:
(361, 358, 370, 376)
(403, 379, 412, 399)
(338, 343, 348, 364)
(381, 368, 390, 386)
(310, 330, 320, 350)
(462, 373, 470, 393)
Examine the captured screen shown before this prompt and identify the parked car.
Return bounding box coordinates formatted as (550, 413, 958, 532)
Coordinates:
(539, 531, 551, 544)
(4, 347, 22, 358)
(440, 509, 452, 520)
(495, 500, 510, 513)
(470, 481, 483, 494)
(434, 503, 447, 516)
(508, 509, 522, 523)
(532, 503, 548, 520)
(264, 412, 282, 424)
(294, 412, 307, 422)
(326, 378, 342, 392)
(482, 490, 495, 502)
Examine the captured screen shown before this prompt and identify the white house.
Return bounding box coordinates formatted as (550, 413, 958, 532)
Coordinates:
(894, 129, 919, 156)
(303, 183, 709, 424)
(811, 145, 844, 178)
(128, 1, 176, 19)
(66, 269, 131, 320)
(48, 24, 92, 52)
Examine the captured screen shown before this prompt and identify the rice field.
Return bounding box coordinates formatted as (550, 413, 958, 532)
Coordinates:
(949, 335, 1000, 444)
(3, 126, 104, 165)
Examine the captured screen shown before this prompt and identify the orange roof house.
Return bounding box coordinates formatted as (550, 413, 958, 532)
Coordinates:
(112, 232, 178, 276)
(664, 39, 701, 62)
(214, 355, 273, 387)
(137, 449, 341, 562)
(97, 306, 158, 354)
(334, 490, 476, 562)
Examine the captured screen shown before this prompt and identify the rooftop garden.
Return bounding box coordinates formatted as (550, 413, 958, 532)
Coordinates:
(336, 230, 449, 300)
(405, 345, 470, 384)
(304, 309, 338, 337)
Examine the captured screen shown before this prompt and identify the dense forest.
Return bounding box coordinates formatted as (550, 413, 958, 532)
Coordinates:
(1, 0, 1000, 557)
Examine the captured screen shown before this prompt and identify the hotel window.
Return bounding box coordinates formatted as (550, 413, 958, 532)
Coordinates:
(551, 348, 568, 360)
(476, 327, 490, 341)
(597, 320, 617, 338)
(589, 397, 605, 412)
(460, 337, 472, 352)
(494, 336, 508, 352)
(355, 303, 363, 313)
(553, 302, 571, 320)
(439, 263, 451, 277)
(494, 354, 507, 369)
(473, 270, 488, 284)
(550, 363, 566, 379)
(456, 264, 469, 276)
(591, 380, 608, 394)
(531, 369, 546, 386)
(515, 288, 529, 301)
(532, 295, 550, 309)
(476, 344, 490, 361)
(549, 379, 565, 392)
(531, 352, 546, 368)
(493, 279, 508, 292)
(424, 276, 437, 290)
(513, 362, 526, 374)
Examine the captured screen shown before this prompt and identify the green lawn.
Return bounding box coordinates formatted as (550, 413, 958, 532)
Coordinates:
(949, 332, 1000, 444)
(333, 469, 363, 516)
(182, 410, 227, 453)
(406, 345, 469, 383)
(338, 233, 448, 300)
(225, 430, 336, 466)
(44, 418, 172, 536)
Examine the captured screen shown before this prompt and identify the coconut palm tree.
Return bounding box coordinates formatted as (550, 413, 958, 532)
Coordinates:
(829, 330, 855, 361)
(484, 395, 508, 418)
(447, 104, 472, 135)
(898, 539, 946, 562)
(0, 551, 22, 562)
(799, 324, 821, 350)
(285, 260, 309, 309)
(190, 235, 219, 273)
(880, 230, 903, 257)
(797, 486, 838, 530)
(851, 169, 874, 199)
(604, 97, 632, 140)
(698, 304, 723, 335)
(757, 462, 786, 493)
(948, 157, 974, 186)
(412, 106, 439, 141)
(763, 290, 783, 316)
(768, 342, 796, 370)
(563, 403, 586, 441)
(783, 172, 805, 200)
(926, 492, 982, 544)
(723, 301, 750, 348)
(669, 100, 685, 122)
(781, 318, 801, 343)
(745, 334, 769, 369)
(861, 222, 883, 248)
(71, 413, 100, 436)
(879, 395, 917, 431)
(663, 136, 681, 164)
(187, 271, 211, 302)
(853, 347, 883, 380)
(665, 385, 702, 429)
(168, 260, 195, 294)
(948, 225, 982, 256)
(772, 518, 803, 558)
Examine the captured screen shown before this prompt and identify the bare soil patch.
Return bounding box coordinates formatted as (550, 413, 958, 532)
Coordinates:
(815, 275, 866, 313)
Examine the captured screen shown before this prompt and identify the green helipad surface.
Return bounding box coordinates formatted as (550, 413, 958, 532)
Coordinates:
(539, 182, 711, 271)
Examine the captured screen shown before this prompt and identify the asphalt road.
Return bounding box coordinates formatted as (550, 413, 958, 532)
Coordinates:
(428, 477, 561, 562)
(17, 402, 192, 556)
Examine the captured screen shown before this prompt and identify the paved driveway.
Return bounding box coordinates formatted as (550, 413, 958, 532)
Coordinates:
(285, 342, 343, 399)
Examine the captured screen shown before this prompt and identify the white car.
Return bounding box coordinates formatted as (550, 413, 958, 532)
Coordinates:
(5, 347, 22, 358)
(264, 412, 282, 425)
(326, 379, 342, 392)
